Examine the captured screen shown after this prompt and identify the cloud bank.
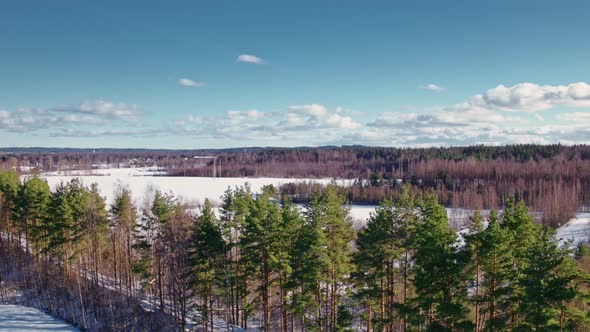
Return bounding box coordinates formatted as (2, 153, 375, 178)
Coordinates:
(2, 82, 590, 146)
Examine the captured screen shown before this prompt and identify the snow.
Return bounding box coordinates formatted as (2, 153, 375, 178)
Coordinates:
(36, 167, 353, 207)
(556, 213, 590, 248)
(0, 304, 78, 331)
(347, 206, 488, 228)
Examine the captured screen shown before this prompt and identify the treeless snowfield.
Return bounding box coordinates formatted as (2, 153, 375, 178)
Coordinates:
(0, 304, 78, 331)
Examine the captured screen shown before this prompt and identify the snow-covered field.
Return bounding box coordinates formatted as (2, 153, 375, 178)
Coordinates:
(0, 304, 78, 331)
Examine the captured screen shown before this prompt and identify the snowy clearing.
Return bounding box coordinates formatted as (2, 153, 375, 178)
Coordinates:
(0, 304, 78, 331)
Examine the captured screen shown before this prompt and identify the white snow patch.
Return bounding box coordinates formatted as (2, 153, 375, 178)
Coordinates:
(0, 304, 78, 331)
(556, 213, 590, 248)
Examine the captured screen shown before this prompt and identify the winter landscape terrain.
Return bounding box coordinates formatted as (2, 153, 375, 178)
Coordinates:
(3, 0, 590, 329)
(0, 304, 78, 331)
(3, 165, 588, 331)
(36, 167, 590, 242)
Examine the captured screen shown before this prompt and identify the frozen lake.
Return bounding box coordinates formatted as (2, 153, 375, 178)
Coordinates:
(37, 167, 353, 207)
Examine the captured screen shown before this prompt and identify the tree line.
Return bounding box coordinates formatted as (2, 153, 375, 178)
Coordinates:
(3, 144, 590, 227)
(1, 170, 590, 331)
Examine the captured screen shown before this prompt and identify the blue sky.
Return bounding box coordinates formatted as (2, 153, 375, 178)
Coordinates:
(1, 0, 590, 148)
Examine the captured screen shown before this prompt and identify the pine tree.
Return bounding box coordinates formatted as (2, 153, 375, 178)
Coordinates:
(412, 193, 472, 331)
(277, 195, 302, 332)
(353, 190, 419, 332)
(308, 185, 354, 331)
(16, 176, 51, 256)
(499, 198, 541, 328)
(289, 194, 329, 331)
(80, 183, 109, 320)
(219, 185, 252, 327)
(190, 199, 225, 332)
(463, 211, 484, 332)
(517, 227, 590, 331)
(478, 210, 513, 331)
(110, 187, 137, 296)
(0, 170, 19, 241)
(353, 197, 398, 331)
(241, 186, 282, 332)
(146, 190, 174, 309)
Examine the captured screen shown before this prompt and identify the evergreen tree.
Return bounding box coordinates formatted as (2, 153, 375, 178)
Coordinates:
(478, 210, 513, 331)
(308, 185, 354, 331)
(289, 193, 329, 331)
(16, 176, 51, 255)
(499, 198, 542, 328)
(463, 211, 484, 332)
(353, 189, 419, 332)
(241, 186, 282, 332)
(353, 197, 398, 331)
(219, 185, 252, 328)
(517, 227, 590, 331)
(277, 195, 302, 332)
(412, 193, 472, 331)
(190, 199, 225, 331)
(110, 187, 137, 295)
(0, 170, 19, 239)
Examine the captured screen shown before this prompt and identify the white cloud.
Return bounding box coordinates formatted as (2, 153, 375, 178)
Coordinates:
(556, 112, 590, 122)
(236, 54, 265, 64)
(0, 100, 143, 133)
(172, 104, 360, 144)
(420, 83, 445, 92)
(4, 82, 590, 147)
(178, 78, 204, 87)
(51, 128, 161, 138)
(472, 82, 590, 112)
(54, 100, 141, 120)
(285, 104, 361, 129)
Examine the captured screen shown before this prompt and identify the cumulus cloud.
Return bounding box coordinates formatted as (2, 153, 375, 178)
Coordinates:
(50, 128, 161, 138)
(4, 82, 590, 147)
(236, 54, 265, 64)
(469, 82, 590, 112)
(0, 100, 143, 133)
(172, 104, 360, 144)
(354, 82, 590, 146)
(420, 83, 445, 92)
(178, 78, 204, 87)
(556, 112, 590, 122)
(285, 104, 361, 129)
(54, 100, 141, 121)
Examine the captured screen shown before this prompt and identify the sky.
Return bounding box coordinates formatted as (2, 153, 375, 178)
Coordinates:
(1, 0, 590, 149)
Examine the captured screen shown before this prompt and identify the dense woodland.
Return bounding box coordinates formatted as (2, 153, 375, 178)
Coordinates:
(1, 169, 590, 331)
(2, 144, 590, 226)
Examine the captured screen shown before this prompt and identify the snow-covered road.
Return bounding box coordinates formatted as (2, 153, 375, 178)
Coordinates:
(0, 304, 78, 331)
